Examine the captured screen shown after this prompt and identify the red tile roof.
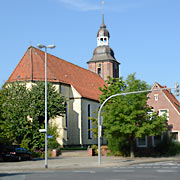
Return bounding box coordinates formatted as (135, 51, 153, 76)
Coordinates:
(7, 46, 106, 101)
(153, 82, 180, 114)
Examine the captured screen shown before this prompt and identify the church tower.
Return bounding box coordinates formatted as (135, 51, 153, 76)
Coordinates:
(87, 14, 120, 81)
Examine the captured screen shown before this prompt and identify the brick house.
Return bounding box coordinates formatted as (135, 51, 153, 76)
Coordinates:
(136, 82, 180, 148)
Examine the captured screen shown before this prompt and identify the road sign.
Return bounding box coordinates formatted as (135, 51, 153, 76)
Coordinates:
(47, 135, 53, 139)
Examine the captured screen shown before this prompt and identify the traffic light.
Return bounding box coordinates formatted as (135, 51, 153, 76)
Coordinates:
(175, 83, 179, 96)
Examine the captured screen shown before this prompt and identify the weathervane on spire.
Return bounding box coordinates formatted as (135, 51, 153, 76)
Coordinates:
(101, 1, 105, 25)
(101, 1, 104, 13)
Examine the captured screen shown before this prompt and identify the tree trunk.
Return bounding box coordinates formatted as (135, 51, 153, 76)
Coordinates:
(130, 140, 135, 158)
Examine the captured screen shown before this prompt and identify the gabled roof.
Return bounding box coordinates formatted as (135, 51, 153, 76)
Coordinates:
(7, 46, 106, 101)
(152, 82, 180, 114)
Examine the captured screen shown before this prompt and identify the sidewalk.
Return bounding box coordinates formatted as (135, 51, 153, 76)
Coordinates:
(0, 150, 179, 172)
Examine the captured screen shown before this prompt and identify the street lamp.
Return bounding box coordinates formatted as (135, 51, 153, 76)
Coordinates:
(37, 44, 56, 169)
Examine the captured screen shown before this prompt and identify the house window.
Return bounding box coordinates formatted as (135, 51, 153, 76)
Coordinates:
(147, 109, 154, 120)
(136, 136, 147, 147)
(171, 132, 178, 141)
(152, 135, 162, 147)
(154, 94, 158, 101)
(88, 104, 93, 139)
(159, 109, 169, 121)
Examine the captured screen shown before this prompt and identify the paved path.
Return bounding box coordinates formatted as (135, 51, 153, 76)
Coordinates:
(1, 162, 180, 180)
(0, 150, 179, 172)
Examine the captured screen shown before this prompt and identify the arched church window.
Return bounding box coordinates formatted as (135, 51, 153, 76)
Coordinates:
(88, 104, 92, 139)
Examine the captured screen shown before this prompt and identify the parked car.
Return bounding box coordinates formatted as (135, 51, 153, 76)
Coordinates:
(2, 146, 32, 161)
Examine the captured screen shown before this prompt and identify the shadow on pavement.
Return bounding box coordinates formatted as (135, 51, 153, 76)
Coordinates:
(0, 172, 31, 178)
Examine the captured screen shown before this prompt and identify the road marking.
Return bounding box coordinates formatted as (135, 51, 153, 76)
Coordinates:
(113, 170, 135, 173)
(107, 179, 127, 180)
(156, 170, 178, 173)
(171, 166, 178, 169)
(127, 166, 135, 169)
(72, 170, 96, 173)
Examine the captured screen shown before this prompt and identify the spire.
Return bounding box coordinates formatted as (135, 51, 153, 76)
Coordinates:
(100, 1, 106, 28)
(102, 13, 104, 24)
(100, 13, 106, 28)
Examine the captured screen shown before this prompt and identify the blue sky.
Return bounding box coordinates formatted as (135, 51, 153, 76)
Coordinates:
(1, 0, 180, 95)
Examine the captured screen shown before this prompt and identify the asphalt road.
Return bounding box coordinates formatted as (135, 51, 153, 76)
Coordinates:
(0, 161, 180, 180)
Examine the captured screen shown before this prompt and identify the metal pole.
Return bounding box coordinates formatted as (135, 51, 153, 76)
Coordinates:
(98, 87, 175, 165)
(45, 47, 48, 169)
(37, 44, 55, 169)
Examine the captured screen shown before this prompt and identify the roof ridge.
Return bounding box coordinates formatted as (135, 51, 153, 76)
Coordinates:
(157, 82, 180, 114)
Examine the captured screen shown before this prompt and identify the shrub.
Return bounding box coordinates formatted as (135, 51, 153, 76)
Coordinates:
(107, 136, 130, 157)
(91, 145, 98, 155)
(47, 122, 60, 150)
(155, 135, 180, 156)
(48, 140, 60, 150)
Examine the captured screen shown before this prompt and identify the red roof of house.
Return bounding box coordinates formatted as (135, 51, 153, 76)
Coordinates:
(7, 46, 106, 101)
(153, 82, 180, 114)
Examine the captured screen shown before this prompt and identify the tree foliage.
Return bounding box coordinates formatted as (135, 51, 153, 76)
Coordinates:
(0, 82, 31, 145)
(99, 74, 168, 157)
(0, 81, 66, 150)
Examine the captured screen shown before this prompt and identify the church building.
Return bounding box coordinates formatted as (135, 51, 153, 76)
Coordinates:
(6, 14, 120, 147)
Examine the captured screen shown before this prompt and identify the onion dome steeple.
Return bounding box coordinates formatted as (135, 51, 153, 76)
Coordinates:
(87, 13, 120, 81)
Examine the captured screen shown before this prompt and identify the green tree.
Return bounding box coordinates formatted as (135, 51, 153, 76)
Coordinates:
(0, 82, 31, 145)
(28, 81, 66, 150)
(29, 81, 66, 124)
(100, 74, 168, 157)
(0, 81, 66, 150)
(0, 87, 7, 144)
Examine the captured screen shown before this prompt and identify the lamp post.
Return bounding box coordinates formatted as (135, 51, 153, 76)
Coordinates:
(37, 44, 56, 169)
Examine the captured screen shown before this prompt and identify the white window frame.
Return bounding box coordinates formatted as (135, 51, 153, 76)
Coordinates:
(159, 109, 169, 121)
(136, 136, 148, 147)
(147, 109, 154, 120)
(170, 131, 179, 142)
